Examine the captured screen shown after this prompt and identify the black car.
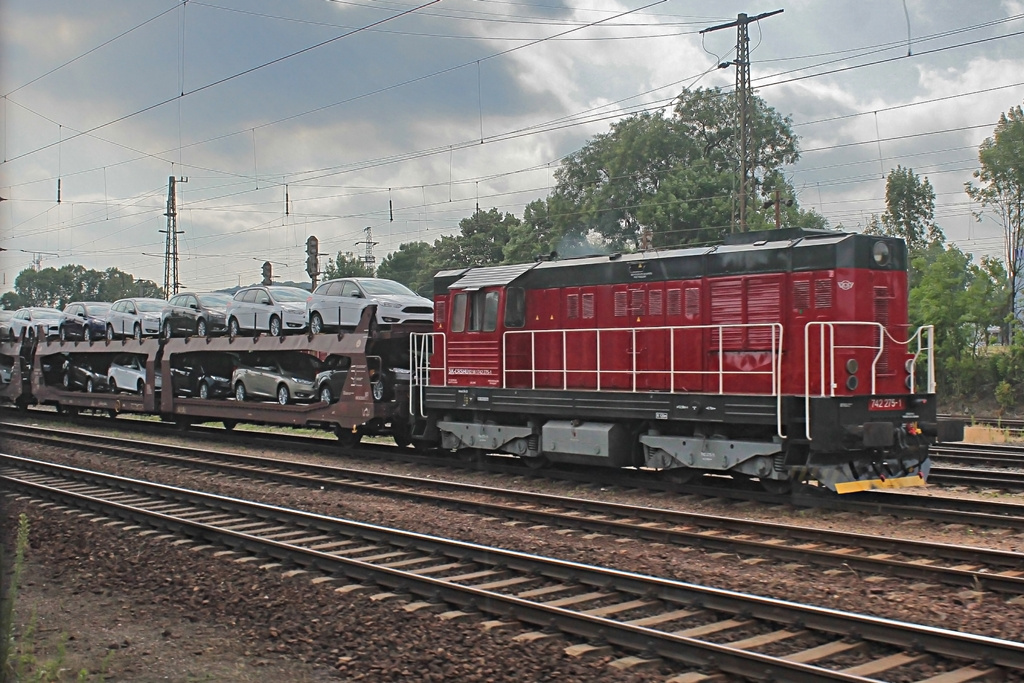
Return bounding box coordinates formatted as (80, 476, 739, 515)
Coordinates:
(169, 352, 235, 399)
(313, 355, 352, 404)
(62, 358, 109, 393)
(162, 292, 232, 339)
(59, 302, 111, 342)
(313, 356, 392, 404)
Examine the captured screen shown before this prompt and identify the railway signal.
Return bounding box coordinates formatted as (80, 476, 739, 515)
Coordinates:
(261, 261, 273, 286)
(306, 235, 319, 288)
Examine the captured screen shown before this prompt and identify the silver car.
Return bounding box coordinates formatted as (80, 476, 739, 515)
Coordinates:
(306, 277, 433, 334)
(232, 353, 322, 405)
(107, 298, 167, 340)
(226, 286, 308, 338)
(8, 307, 62, 341)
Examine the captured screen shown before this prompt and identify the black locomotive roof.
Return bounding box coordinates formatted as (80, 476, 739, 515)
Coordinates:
(435, 228, 905, 294)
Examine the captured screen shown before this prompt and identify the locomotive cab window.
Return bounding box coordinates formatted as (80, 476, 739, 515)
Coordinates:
(505, 287, 525, 328)
(451, 291, 499, 332)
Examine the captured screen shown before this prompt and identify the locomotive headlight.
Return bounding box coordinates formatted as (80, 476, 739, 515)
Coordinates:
(846, 376, 858, 390)
(904, 359, 915, 373)
(872, 241, 890, 266)
(845, 359, 858, 374)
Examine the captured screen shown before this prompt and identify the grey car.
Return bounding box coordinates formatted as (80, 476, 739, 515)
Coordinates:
(232, 353, 322, 405)
(107, 298, 167, 340)
(306, 278, 433, 334)
(226, 286, 309, 338)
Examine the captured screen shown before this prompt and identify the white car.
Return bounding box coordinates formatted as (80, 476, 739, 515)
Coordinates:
(226, 286, 308, 337)
(107, 298, 167, 340)
(306, 277, 433, 334)
(8, 307, 62, 341)
(107, 353, 161, 394)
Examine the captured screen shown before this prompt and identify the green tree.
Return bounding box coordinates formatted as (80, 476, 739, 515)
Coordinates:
(966, 104, 1024, 336)
(879, 166, 944, 252)
(376, 242, 435, 297)
(3, 265, 161, 309)
(546, 87, 812, 251)
(321, 252, 373, 280)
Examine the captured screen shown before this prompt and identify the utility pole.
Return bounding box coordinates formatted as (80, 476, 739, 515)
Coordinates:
(355, 226, 379, 276)
(702, 9, 782, 232)
(161, 175, 187, 296)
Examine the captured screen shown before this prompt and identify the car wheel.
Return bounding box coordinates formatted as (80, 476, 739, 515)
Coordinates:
(106, 325, 114, 342)
(86, 378, 94, 393)
(372, 378, 385, 402)
(83, 327, 92, 343)
(197, 319, 207, 337)
(137, 379, 144, 394)
(310, 313, 323, 335)
(62, 372, 70, 389)
(198, 381, 210, 400)
(277, 384, 290, 405)
(269, 316, 282, 337)
(109, 378, 118, 393)
(59, 327, 67, 342)
(319, 385, 332, 403)
(133, 324, 142, 341)
(163, 321, 173, 339)
(228, 318, 240, 339)
(234, 382, 246, 402)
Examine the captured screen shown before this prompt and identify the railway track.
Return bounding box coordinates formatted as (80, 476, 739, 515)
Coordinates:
(8, 422, 1024, 597)
(3, 453, 1022, 683)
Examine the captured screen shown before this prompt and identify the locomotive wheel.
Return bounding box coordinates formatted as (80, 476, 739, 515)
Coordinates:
(665, 468, 696, 485)
(759, 477, 793, 495)
(223, 420, 237, 431)
(521, 455, 549, 470)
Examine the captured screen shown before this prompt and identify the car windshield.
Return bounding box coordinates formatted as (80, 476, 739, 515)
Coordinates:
(268, 287, 309, 303)
(136, 301, 166, 313)
(32, 309, 62, 319)
(358, 279, 417, 297)
(279, 353, 322, 374)
(198, 293, 232, 308)
(85, 304, 111, 316)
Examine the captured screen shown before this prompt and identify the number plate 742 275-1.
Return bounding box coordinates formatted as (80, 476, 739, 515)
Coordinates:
(868, 398, 905, 411)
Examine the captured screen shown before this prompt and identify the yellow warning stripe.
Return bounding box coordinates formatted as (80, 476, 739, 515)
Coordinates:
(835, 474, 926, 494)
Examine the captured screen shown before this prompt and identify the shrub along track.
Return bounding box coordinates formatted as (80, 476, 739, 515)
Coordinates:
(4, 454, 1024, 683)
(6, 422, 1024, 597)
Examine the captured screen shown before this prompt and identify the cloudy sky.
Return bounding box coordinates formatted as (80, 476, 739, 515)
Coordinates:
(2, 0, 1023, 294)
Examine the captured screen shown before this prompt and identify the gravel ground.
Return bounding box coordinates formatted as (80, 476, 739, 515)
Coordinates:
(4, 420, 1024, 681)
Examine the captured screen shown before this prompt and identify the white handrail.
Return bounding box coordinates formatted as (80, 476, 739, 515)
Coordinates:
(803, 322, 935, 440)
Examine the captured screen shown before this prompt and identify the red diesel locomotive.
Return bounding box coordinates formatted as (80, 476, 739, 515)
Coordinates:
(410, 227, 964, 493)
